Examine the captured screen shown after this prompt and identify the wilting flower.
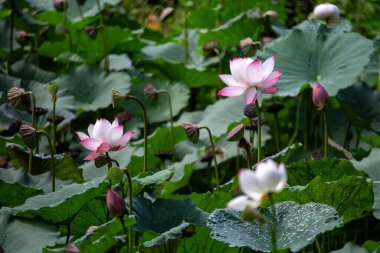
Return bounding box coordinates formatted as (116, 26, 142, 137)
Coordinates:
(312, 82, 329, 111)
(76, 118, 134, 160)
(106, 188, 126, 216)
(227, 159, 287, 211)
(218, 56, 282, 105)
(313, 3, 340, 23)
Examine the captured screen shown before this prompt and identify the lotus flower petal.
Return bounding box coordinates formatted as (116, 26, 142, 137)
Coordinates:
(81, 138, 101, 151)
(244, 87, 257, 105)
(262, 55, 275, 79)
(230, 58, 253, 84)
(246, 59, 264, 84)
(239, 169, 265, 200)
(84, 152, 101, 160)
(218, 86, 247, 97)
(218, 74, 246, 87)
(76, 131, 89, 141)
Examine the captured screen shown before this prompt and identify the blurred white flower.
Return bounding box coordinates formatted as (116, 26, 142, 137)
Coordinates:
(313, 3, 340, 23)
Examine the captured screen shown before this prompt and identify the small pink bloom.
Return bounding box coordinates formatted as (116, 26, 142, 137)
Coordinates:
(76, 118, 134, 160)
(106, 188, 125, 216)
(217, 56, 281, 105)
(312, 82, 329, 111)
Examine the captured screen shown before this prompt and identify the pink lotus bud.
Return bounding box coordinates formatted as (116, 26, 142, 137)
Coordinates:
(106, 189, 125, 216)
(239, 37, 254, 51)
(144, 84, 158, 101)
(312, 82, 329, 111)
(65, 244, 80, 253)
(86, 225, 98, 233)
(84, 25, 96, 39)
(15, 30, 29, 45)
(159, 7, 175, 22)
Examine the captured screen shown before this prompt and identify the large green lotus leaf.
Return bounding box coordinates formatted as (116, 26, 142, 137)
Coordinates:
(124, 78, 189, 123)
(132, 197, 209, 233)
(188, 7, 217, 29)
(10, 61, 56, 83)
(0, 167, 73, 193)
(199, 10, 262, 46)
(139, 61, 220, 88)
(0, 215, 60, 253)
(295, 19, 352, 33)
(0, 181, 42, 207)
(208, 201, 343, 252)
(331, 242, 368, 253)
(0, 176, 107, 223)
(131, 126, 187, 171)
(271, 176, 373, 223)
(351, 148, 380, 219)
(0, 136, 24, 154)
(337, 84, 380, 132)
(52, 65, 131, 112)
(0, 74, 21, 104)
(141, 222, 193, 253)
(258, 29, 374, 97)
(363, 240, 380, 252)
(45, 215, 135, 253)
(286, 158, 365, 186)
(352, 148, 380, 181)
(135, 168, 173, 186)
(360, 37, 380, 86)
(8, 145, 83, 183)
(0, 21, 20, 51)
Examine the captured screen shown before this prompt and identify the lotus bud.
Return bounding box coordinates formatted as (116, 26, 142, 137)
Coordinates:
(112, 90, 125, 109)
(116, 111, 133, 124)
(239, 37, 253, 50)
(154, 150, 174, 161)
(227, 124, 245, 142)
(159, 7, 175, 22)
(7, 87, 31, 111)
(53, 0, 68, 12)
(183, 122, 199, 144)
(47, 83, 60, 97)
(243, 104, 257, 118)
(312, 82, 329, 111)
(107, 166, 124, 185)
(15, 30, 29, 46)
(144, 84, 158, 101)
(65, 244, 80, 253)
(106, 188, 126, 217)
(84, 25, 97, 39)
(313, 3, 340, 23)
(76, 0, 86, 6)
(19, 124, 38, 149)
(245, 119, 266, 131)
(261, 36, 273, 45)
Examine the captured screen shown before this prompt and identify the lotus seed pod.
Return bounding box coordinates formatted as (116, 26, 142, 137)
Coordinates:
(183, 122, 199, 144)
(47, 84, 60, 96)
(265, 103, 284, 115)
(7, 87, 31, 111)
(53, 0, 68, 12)
(19, 124, 38, 149)
(154, 150, 174, 161)
(112, 90, 125, 109)
(243, 104, 257, 118)
(107, 166, 124, 185)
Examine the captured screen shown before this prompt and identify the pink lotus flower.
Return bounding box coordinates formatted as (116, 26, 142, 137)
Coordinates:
(76, 118, 134, 160)
(312, 82, 329, 111)
(218, 56, 282, 105)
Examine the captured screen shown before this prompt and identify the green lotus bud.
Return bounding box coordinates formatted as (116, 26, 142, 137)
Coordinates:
(47, 84, 60, 96)
(107, 166, 124, 184)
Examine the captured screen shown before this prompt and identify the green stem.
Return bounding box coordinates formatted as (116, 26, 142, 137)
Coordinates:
(244, 145, 252, 169)
(184, 8, 189, 64)
(10, 0, 15, 65)
(28, 150, 33, 174)
(66, 218, 71, 244)
(96, 0, 109, 72)
(52, 96, 57, 153)
(355, 128, 362, 150)
(288, 93, 303, 146)
(322, 111, 328, 158)
(274, 114, 280, 152)
(255, 101, 262, 162)
(158, 90, 175, 158)
(315, 237, 323, 253)
(105, 152, 112, 169)
(118, 216, 129, 250)
(125, 95, 148, 173)
(199, 126, 219, 191)
(343, 122, 351, 149)
(124, 169, 133, 253)
(37, 131, 56, 192)
(27, 92, 36, 174)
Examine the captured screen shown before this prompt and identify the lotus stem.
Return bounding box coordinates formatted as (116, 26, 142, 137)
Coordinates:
(255, 101, 262, 162)
(315, 237, 323, 253)
(288, 93, 303, 146)
(274, 114, 280, 152)
(37, 131, 56, 192)
(157, 89, 175, 158)
(96, 0, 109, 72)
(355, 127, 362, 150)
(65, 219, 71, 244)
(199, 126, 219, 191)
(52, 95, 57, 153)
(118, 216, 129, 250)
(10, 0, 15, 64)
(322, 110, 328, 158)
(184, 9, 189, 65)
(124, 168, 133, 253)
(343, 122, 351, 149)
(125, 95, 148, 173)
(26, 92, 36, 174)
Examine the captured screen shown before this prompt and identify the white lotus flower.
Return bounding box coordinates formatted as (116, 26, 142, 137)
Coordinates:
(227, 159, 287, 211)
